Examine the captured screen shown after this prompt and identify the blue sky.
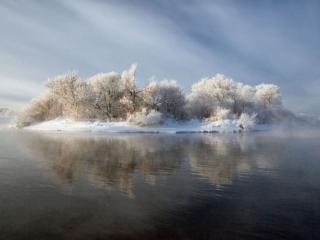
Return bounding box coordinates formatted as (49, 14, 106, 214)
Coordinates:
(0, 0, 319, 114)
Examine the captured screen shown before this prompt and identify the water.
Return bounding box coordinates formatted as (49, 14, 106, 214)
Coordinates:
(0, 130, 320, 240)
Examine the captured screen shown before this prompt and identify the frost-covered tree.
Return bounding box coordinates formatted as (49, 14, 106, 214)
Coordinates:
(17, 64, 288, 127)
(89, 72, 123, 119)
(46, 72, 95, 120)
(187, 84, 213, 119)
(89, 64, 140, 120)
(73, 81, 96, 119)
(121, 64, 141, 113)
(255, 84, 282, 109)
(209, 74, 237, 107)
(142, 80, 186, 119)
(232, 83, 256, 114)
(188, 74, 236, 118)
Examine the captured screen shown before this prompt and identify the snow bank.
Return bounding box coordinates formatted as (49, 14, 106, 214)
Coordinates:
(24, 117, 269, 134)
(127, 109, 164, 126)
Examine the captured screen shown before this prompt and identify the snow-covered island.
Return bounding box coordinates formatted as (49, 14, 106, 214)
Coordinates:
(16, 64, 296, 133)
(24, 117, 270, 134)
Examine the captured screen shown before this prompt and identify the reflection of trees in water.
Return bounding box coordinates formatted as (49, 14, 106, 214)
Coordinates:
(187, 135, 249, 186)
(85, 136, 185, 198)
(188, 134, 277, 186)
(20, 133, 185, 197)
(19, 133, 278, 195)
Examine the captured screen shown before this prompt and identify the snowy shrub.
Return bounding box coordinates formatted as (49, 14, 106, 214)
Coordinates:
(206, 107, 231, 122)
(17, 93, 62, 127)
(128, 109, 164, 126)
(238, 113, 257, 129)
(187, 74, 278, 119)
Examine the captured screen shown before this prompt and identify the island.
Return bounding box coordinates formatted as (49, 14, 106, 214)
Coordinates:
(17, 64, 296, 133)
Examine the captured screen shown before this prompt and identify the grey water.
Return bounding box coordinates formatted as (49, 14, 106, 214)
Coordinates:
(0, 130, 320, 240)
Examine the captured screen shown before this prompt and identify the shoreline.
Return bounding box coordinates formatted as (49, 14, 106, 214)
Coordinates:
(22, 117, 270, 134)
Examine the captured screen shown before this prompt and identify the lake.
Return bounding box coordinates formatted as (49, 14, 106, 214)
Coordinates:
(0, 130, 320, 240)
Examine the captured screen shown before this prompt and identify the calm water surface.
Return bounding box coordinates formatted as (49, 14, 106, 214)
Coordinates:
(0, 130, 320, 240)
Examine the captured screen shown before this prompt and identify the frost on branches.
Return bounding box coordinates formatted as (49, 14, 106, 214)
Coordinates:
(17, 64, 289, 129)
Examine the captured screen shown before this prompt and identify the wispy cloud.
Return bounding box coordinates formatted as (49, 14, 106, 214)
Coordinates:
(0, 0, 319, 113)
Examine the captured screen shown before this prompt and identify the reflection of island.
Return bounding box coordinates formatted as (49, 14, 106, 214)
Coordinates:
(188, 135, 253, 186)
(19, 133, 277, 197)
(188, 134, 278, 186)
(19, 133, 185, 198)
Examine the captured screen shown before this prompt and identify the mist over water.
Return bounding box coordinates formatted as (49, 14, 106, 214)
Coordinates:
(0, 130, 320, 239)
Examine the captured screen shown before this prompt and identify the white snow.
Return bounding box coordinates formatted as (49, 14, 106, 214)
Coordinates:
(23, 117, 270, 134)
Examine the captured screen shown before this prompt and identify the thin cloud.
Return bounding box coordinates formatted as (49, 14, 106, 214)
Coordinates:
(0, 0, 319, 114)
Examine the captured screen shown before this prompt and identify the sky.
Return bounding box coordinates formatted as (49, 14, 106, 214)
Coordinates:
(0, 0, 319, 115)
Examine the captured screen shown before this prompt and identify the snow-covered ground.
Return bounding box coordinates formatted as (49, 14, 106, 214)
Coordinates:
(23, 117, 269, 134)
